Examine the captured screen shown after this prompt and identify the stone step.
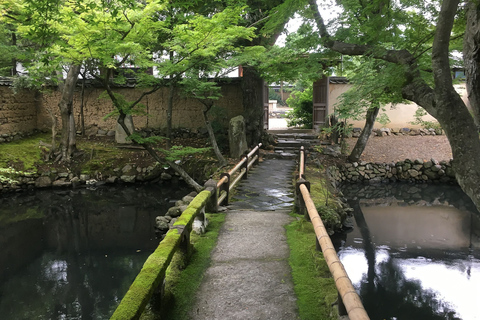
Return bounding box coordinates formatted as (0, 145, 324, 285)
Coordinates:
(274, 133, 319, 140)
(276, 140, 311, 148)
(268, 129, 315, 134)
(263, 152, 297, 160)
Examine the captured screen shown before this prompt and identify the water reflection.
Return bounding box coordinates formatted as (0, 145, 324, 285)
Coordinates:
(0, 184, 188, 319)
(335, 183, 480, 320)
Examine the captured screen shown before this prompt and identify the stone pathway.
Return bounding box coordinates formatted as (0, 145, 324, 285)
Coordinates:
(190, 159, 299, 320)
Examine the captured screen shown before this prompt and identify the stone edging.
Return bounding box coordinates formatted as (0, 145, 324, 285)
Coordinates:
(0, 164, 181, 193)
(351, 127, 443, 138)
(328, 158, 456, 185)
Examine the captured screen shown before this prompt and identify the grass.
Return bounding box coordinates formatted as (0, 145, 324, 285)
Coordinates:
(140, 212, 226, 320)
(286, 216, 338, 320)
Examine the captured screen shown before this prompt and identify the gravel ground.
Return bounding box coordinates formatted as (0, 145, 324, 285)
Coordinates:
(345, 135, 453, 163)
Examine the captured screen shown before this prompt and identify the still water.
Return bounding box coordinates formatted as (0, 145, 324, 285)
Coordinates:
(0, 184, 188, 320)
(335, 183, 480, 320)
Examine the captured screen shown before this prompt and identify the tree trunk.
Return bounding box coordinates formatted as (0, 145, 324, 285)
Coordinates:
(308, 0, 480, 212)
(105, 81, 204, 193)
(464, 0, 480, 128)
(11, 32, 17, 76)
(348, 106, 380, 162)
(203, 107, 227, 167)
(242, 66, 264, 146)
(58, 64, 81, 162)
(79, 76, 86, 135)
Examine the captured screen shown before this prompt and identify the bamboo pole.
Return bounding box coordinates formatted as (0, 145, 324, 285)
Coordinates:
(299, 183, 370, 320)
(299, 146, 305, 179)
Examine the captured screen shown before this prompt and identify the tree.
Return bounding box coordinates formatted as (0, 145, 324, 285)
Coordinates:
(15, 0, 256, 191)
(299, 0, 480, 212)
(334, 58, 405, 162)
(1, 0, 83, 162)
(286, 85, 313, 129)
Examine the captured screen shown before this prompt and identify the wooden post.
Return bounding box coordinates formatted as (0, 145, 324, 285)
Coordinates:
(204, 179, 218, 213)
(295, 178, 310, 220)
(219, 173, 230, 206)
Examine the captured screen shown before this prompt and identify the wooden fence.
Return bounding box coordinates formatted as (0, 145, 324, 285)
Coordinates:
(110, 143, 262, 319)
(296, 146, 370, 320)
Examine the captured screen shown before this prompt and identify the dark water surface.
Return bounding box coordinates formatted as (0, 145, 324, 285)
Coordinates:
(335, 183, 480, 320)
(0, 184, 188, 319)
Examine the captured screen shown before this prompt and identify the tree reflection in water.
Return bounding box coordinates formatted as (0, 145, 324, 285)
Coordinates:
(345, 196, 465, 320)
(0, 184, 188, 319)
(358, 256, 460, 320)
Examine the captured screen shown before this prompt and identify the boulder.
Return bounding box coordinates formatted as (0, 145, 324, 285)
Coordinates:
(228, 115, 248, 158)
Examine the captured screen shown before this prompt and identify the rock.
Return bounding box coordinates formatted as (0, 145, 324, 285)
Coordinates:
(120, 175, 136, 183)
(323, 145, 341, 157)
(161, 172, 172, 180)
(106, 177, 117, 184)
(52, 180, 72, 187)
(228, 115, 248, 158)
(192, 217, 207, 234)
(122, 164, 133, 173)
(166, 206, 182, 217)
(424, 160, 433, 168)
(182, 195, 195, 203)
(80, 174, 90, 181)
(407, 169, 420, 177)
(35, 176, 52, 188)
(155, 217, 169, 231)
(115, 114, 135, 144)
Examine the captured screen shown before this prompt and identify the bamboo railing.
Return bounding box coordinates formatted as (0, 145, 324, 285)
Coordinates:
(110, 144, 263, 319)
(216, 143, 261, 206)
(296, 147, 370, 320)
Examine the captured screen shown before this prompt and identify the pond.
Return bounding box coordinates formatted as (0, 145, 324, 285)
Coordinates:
(334, 183, 480, 320)
(0, 183, 188, 320)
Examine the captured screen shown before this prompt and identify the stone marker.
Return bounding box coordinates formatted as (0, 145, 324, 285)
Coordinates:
(229, 115, 248, 158)
(115, 114, 135, 144)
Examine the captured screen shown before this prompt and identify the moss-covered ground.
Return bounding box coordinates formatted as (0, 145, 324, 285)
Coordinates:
(286, 217, 338, 320)
(0, 132, 217, 182)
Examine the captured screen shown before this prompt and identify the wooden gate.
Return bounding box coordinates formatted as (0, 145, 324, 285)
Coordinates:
(312, 76, 329, 130)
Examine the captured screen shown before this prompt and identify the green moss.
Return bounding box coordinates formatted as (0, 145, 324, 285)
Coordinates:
(173, 207, 197, 228)
(173, 191, 212, 228)
(142, 213, 226, 320)
(187, 190, 211, 209)
(111, 230, 181, 320)
(286, 217, 338, 320)
(0, 133, 50, 171)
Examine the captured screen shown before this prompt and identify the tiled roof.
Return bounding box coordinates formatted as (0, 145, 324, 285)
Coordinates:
(0, 77, 13, 86)
(329, 76, 349, 84)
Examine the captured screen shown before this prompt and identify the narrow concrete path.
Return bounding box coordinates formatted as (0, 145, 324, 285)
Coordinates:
(190, 159, 299, 320)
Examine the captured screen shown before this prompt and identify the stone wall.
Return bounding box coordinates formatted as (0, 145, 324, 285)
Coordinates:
(0, 86, 39, 137)
(328, 158, 457, 185)
(1, 79, 244, 139)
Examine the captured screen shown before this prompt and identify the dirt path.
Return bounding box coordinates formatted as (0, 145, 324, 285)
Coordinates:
(345, 135, 453, 163)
